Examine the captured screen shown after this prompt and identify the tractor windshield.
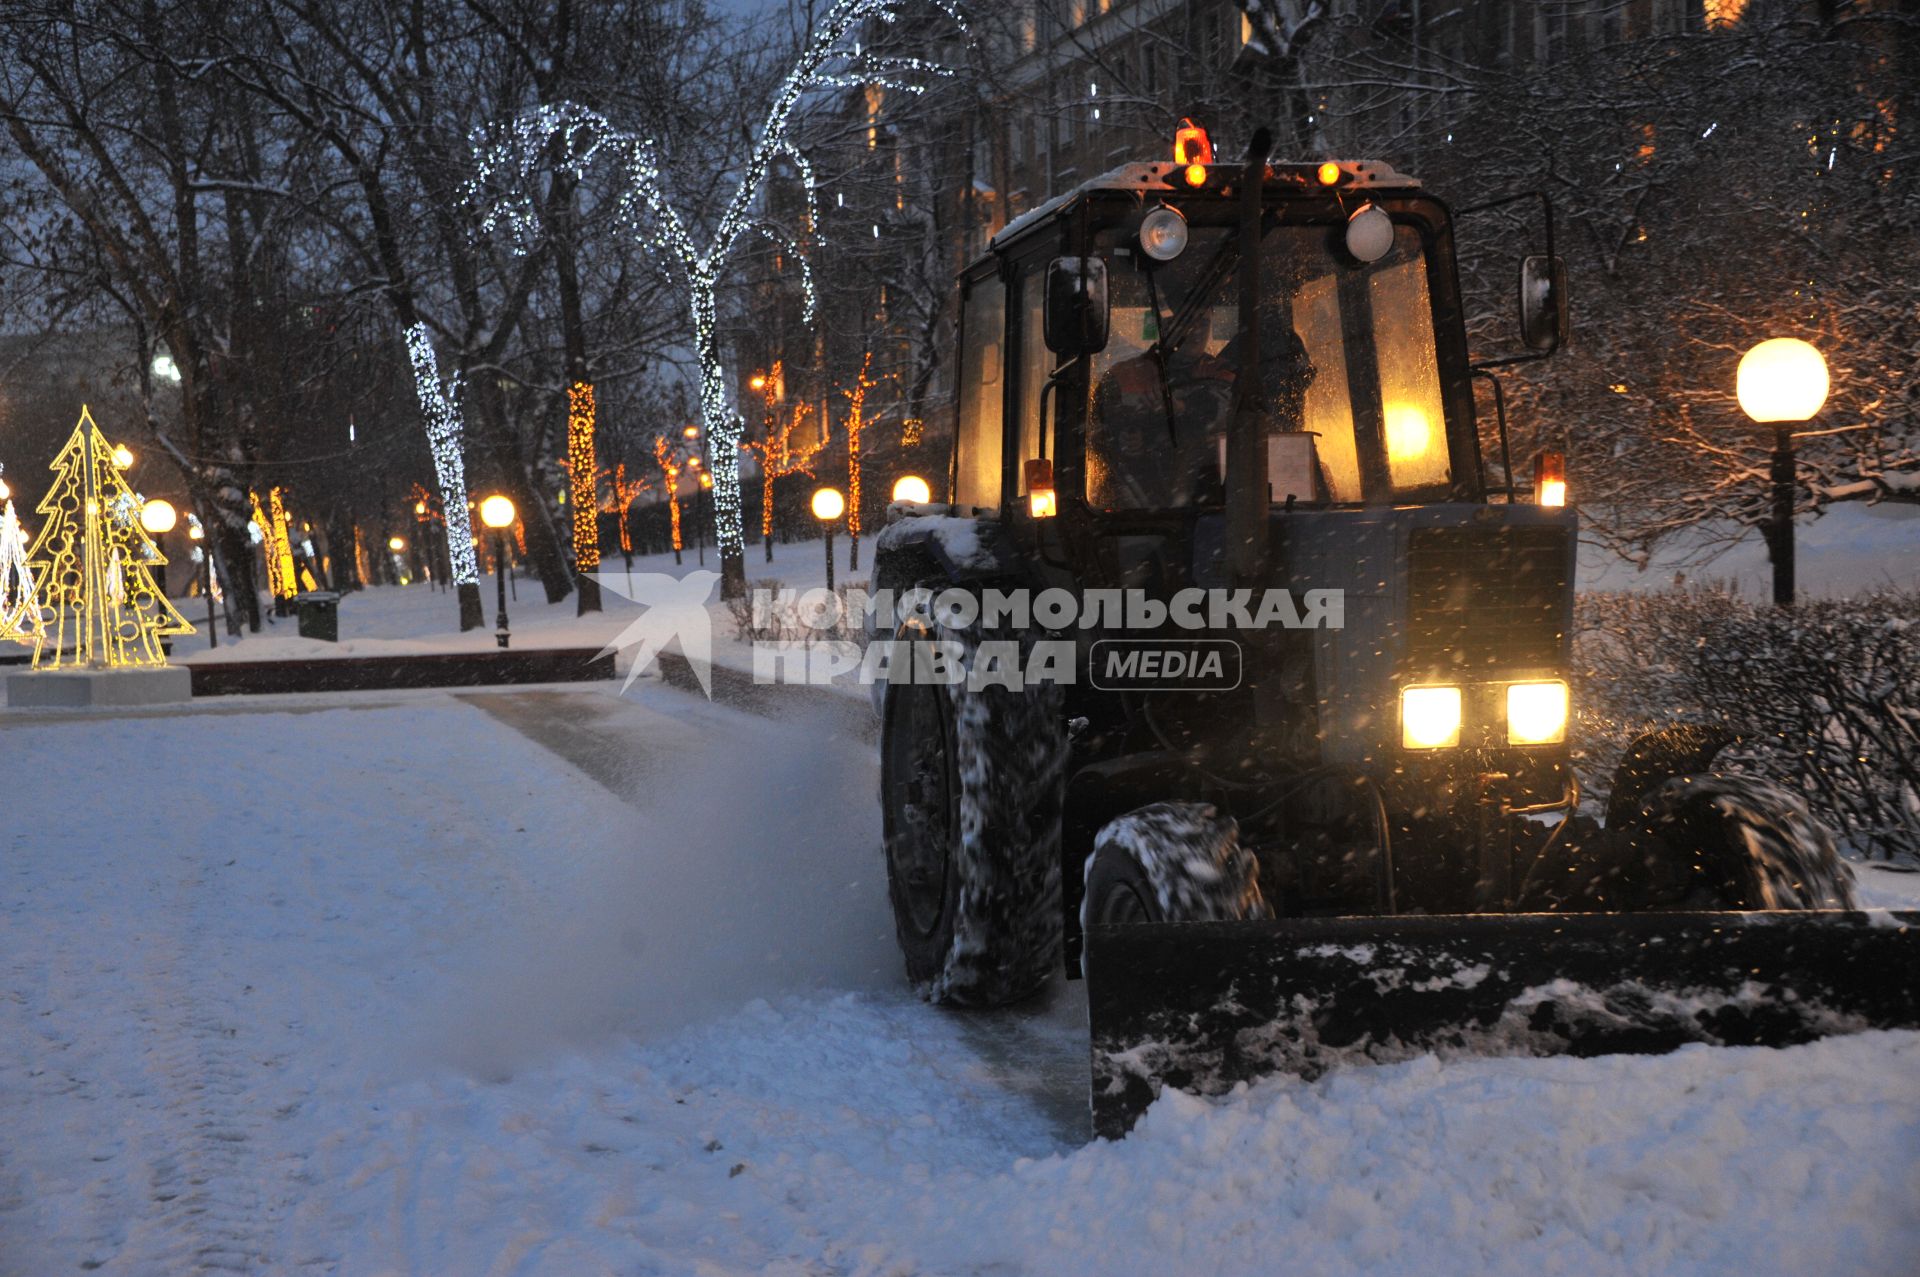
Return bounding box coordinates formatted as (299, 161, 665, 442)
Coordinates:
(1086, 217, 1451, 511)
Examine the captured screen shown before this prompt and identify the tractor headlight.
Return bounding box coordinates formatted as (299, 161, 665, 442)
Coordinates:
(1506, 680, 1569, 745)
(1401, 685, 1462, 750)
(1139, 206, 1189, 261)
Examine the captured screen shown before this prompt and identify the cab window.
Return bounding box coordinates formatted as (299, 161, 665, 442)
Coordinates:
(953, 274, 1006, 510)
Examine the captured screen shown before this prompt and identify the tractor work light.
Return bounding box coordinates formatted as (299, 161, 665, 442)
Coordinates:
(1401, 685, 1462, 750)
(1140, 206, 1190, 261)
(1507, 680, 1570, 746)
(1174, 119, 1212, 188)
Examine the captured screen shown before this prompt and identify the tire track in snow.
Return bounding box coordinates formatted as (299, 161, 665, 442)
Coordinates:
(126, 858, 294, 1275)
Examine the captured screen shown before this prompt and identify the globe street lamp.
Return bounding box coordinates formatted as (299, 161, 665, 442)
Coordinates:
(479, 494, 516, 649)
(111, 444, 134, 470)
(891, 474, 932, 505)
(811, 485, 845, 592)
(140, 498, 177, 601)
(387, 534, 406, 586)
(1737, 338, 1830, 607)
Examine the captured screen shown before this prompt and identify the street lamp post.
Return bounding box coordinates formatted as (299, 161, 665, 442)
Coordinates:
(479, 495, 516, 649)
(891, 474, 932, 505)
(698, 471, 714, 568)
(811, 486, 844, 592)
(139, 498, 177, 601)
(188, 517, 215, 649)
(387, 535, 406, 586)
(1737, 337, 1830, 608)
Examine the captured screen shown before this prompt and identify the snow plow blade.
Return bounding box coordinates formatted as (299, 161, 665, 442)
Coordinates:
(1085, 910, 1920, 1139)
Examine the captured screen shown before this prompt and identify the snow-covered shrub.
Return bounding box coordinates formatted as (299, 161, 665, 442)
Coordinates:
(723, 577, 871, 644)
(1576, 588, 1920, 860)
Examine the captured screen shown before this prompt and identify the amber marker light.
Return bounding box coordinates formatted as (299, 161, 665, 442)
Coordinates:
(1535, 452, 1567, 508)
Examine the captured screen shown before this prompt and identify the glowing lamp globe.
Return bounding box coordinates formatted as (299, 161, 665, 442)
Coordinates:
(140, 499, 177, 534)
(111, 444, 135, 469)
(698, 472, 713, 490)
(1737, 338, 1828, 424)
(892, 474, 932, 504)
(479, 495, 516, 529)
(811, 486, 845, 522)
(388, 536, 405, 552)
(683, 425, 700, 439)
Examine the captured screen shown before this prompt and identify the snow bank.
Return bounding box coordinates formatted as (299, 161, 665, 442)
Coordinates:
(305, 1000, 1920, 1277)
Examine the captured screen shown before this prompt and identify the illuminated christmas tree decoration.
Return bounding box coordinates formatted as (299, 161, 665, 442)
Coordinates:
(0, 468, 45, 649)
(404, 323, 480, 587)
(466, 0, 964, 594)
(25, 407, 192, 668)
(567, 382, 601, 574)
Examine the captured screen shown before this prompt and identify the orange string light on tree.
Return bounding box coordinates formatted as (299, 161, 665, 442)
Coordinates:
(567, 381, 601, 584)
(653, 435, 686, 564)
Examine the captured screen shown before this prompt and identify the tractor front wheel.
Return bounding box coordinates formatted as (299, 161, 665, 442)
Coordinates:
(1081, 802, 1273, 936)
(879, 619, 1067, 1006)
(1615, 773, 1857, 910)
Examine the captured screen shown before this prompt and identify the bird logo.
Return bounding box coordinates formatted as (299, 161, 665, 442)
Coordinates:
(588, 570, 721, 697)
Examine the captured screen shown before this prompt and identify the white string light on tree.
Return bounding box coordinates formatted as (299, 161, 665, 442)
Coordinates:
(465, 0, 964, 596)
(404, 323, 481, 589)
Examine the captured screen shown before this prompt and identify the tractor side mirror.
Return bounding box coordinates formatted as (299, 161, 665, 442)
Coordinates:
(1519, 255, 1569, 352)
(1044, 257, 1109, 357)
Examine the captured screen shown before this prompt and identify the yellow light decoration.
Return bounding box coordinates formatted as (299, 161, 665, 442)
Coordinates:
(24, 407, 193, 668)
(253, 488, 298, 604)
(567, 381, 601, 573)
(0, 475, 46, 650)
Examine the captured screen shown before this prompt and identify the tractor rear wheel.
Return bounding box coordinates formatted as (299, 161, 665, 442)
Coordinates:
(879, 619, 1067, 1005)
(1081, 802, 1272, 935)
(1615, 773, 1857, 910)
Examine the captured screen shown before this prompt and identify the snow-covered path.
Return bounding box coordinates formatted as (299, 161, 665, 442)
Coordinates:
(3, 678, 1917, 1275)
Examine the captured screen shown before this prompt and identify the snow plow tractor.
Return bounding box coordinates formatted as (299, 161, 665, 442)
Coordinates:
(871, 130, 1920, 1139)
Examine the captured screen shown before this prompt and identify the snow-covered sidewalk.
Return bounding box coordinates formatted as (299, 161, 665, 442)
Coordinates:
(3, 681, 1917, 1275)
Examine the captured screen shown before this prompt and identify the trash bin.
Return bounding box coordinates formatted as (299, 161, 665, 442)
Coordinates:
(295, 591, 340, 642)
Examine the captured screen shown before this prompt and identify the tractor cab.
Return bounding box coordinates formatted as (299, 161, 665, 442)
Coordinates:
(935, 134, 1580, 907)
(953, 151, 1484, 527)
